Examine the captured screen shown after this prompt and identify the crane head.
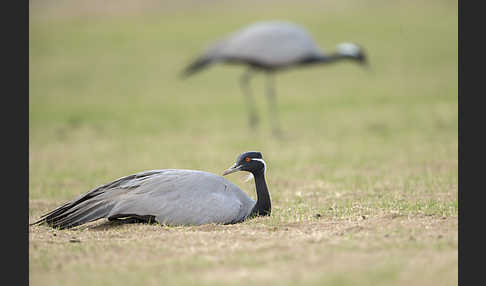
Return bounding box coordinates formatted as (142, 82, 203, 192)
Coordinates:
(336, 43, 368, 67)
(222, 151, 266, 176)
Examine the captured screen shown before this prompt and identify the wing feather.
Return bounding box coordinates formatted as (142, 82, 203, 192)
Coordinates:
(31, 169, 255, 228)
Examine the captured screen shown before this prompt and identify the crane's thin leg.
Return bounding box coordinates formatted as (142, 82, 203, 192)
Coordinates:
(240, 69, 259, 129)
(265, 73, 283, 137)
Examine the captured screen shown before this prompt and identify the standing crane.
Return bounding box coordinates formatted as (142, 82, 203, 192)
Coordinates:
(181, 21, 368, 136)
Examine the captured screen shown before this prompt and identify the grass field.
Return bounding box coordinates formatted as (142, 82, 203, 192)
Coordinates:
(29, 0, 458, 285)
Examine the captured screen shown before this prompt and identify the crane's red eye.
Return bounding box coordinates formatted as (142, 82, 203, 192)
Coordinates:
(245, 157, 251, 162)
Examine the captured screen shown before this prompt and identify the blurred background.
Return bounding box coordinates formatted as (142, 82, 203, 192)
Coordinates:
(29, 0, 457, 284)
(29, 0, 457, 196)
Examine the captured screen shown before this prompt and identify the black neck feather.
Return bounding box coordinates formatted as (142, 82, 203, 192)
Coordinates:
(250, 171, 271, 217)
(297, 53, 355, 66)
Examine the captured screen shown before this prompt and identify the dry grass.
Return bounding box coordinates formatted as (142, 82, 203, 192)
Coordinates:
(30, 201, 457, 286)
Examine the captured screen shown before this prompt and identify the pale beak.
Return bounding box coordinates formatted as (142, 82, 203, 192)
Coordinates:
(222, 164, 243, 176)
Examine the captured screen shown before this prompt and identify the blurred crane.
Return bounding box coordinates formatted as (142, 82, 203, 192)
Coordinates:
(181, 21, 368, 136)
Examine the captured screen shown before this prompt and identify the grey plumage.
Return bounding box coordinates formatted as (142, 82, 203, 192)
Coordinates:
(31, 151, 271, 229)
(182, 21, 368, 134)
(182, 21, 324, 74)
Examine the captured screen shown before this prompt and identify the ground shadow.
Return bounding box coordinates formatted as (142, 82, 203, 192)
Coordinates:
(84, 218, 158, 231)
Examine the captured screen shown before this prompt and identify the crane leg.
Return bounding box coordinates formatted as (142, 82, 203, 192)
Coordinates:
(240, 69, 259, 129)
(265, 73, 282, 137)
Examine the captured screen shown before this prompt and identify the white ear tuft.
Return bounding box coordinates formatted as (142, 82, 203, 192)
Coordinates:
(336, 42, 361, 57)
(251, 158, 267, 174)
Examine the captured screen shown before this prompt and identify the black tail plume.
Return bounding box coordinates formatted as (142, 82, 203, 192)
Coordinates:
(180, 57, 213, 78)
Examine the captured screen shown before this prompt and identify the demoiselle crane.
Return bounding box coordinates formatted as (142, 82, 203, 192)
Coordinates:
(30, 151, 271, 229)
(181, 21, 368, 135)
